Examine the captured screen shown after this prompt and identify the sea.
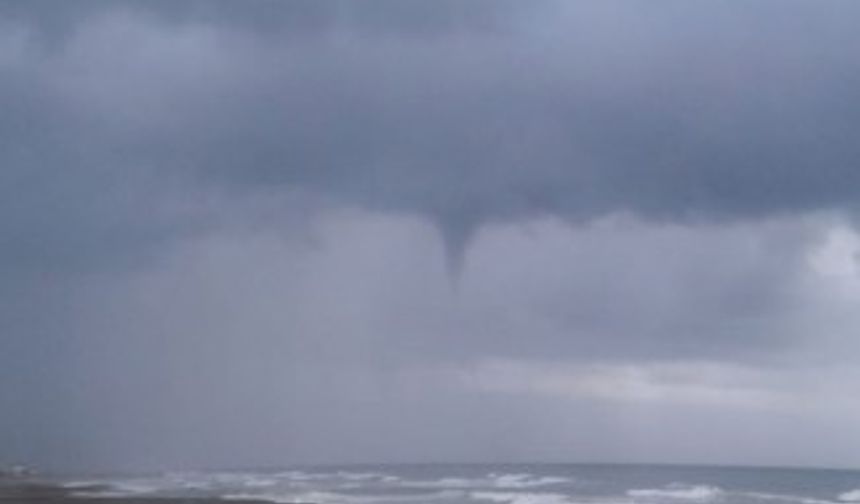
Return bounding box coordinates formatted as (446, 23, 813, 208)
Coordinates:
(60, 464, 860, 504)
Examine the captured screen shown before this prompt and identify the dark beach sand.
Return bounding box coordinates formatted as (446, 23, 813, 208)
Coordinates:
(0, 481, 270, 504)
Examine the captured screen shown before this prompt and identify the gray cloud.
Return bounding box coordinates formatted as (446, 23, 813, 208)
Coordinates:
(4, 0, 860, 274)
(4, 0, 860, 472)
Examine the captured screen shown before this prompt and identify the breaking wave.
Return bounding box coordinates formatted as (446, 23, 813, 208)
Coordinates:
(491, 474, 572, 489)
(401, 473, 570, 490)
(223, 490, 463, 504)
(65, 480, 165, 498)
(839, 491, 860, 503)
(627, 484, 723, 501)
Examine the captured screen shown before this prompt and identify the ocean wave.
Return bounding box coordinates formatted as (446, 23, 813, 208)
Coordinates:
(491, 474, 571, 489)
(839, 491, 860, 502)
(64, 471, 570, 502)
(336, 472, 392, 481)
(273, 471, 392, 481)
(627, 484, 722, 501)
(66, 472, 274, 498)
(222, 490, 463, 504)
(62, 481, 103, 489)
(275, 471, 333, 482)
(400, 473, 570, 490)
(67, 480, 164, 498)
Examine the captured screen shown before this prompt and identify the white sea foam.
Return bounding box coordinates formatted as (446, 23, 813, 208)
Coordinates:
(223, 490, 462, 504)
(68, 472, 275, 498)
(62, 481, 103, 489)
(491, 474, 570, 489)
(276, 471, 331, 482)
(223, 491, 375, 504)
(157, 472, 276, 491)
(470, 491, 572, 504)
(839, 491, 860, 502)
(244, 478, 277, 488)
(438, 478, 477, 487)
(401, 473, 570, 490)
(397, 477, 480, 489)
(627, 484, 722, 501)
(336, 472, 388, 481)
(166, 477, 214, 490)
(68, 480, 165, 498)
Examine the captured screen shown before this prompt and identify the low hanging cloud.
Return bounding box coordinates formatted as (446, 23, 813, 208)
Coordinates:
(6, 0, 860, 471)
(462, 358, 789, 408)
(4, 0, 860, 276)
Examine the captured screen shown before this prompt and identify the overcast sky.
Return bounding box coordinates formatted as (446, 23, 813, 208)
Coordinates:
(4, 0, 860, 472)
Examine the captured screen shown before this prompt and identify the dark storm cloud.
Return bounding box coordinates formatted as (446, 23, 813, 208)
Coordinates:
(0, 0, 531, 47)
(5, 0, 860, 471)
(3, 0, 860, 273)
